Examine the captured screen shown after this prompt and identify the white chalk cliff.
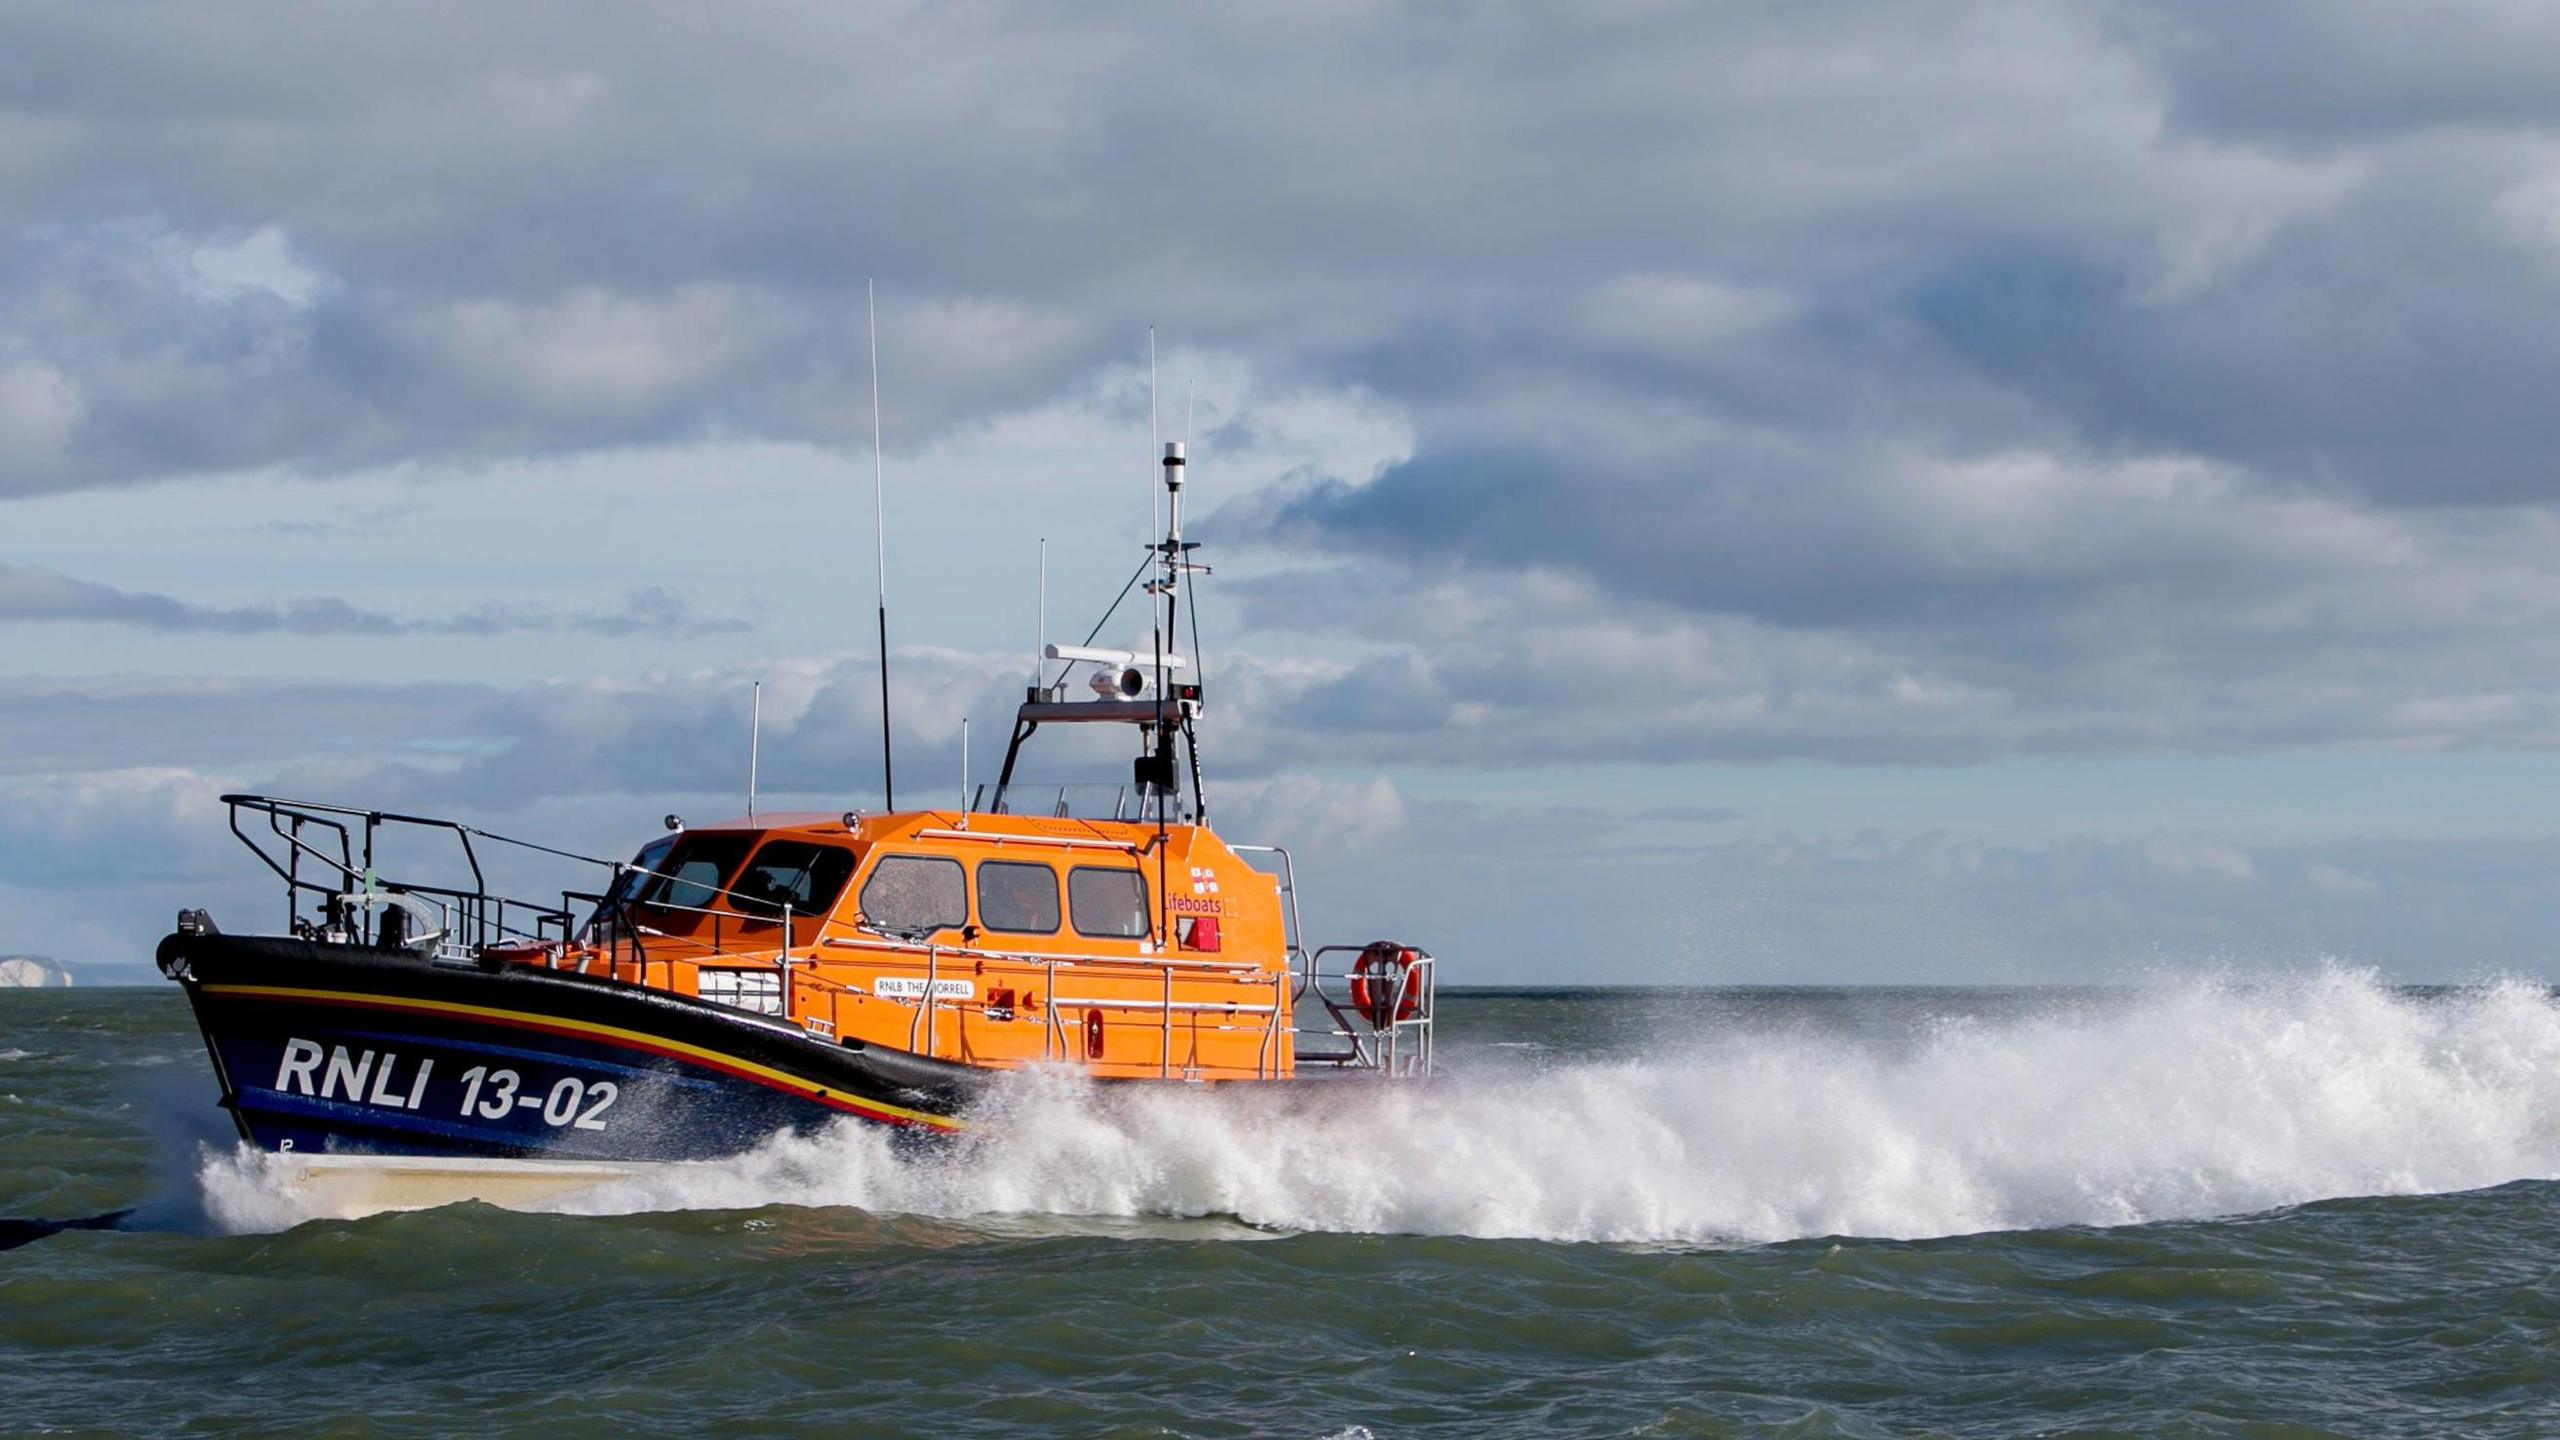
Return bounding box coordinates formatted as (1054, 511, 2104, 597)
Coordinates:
(0, 956, 73, 987)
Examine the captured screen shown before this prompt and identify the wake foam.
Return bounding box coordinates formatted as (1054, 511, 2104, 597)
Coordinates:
(203, 968, 2560, 1244)
(197, 1148, 331, 1235)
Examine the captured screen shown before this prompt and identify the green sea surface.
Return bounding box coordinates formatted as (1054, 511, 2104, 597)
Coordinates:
(4, 980, 2557, 1438)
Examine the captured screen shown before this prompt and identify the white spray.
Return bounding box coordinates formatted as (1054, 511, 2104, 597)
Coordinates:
(203, 968, 2560, 1244)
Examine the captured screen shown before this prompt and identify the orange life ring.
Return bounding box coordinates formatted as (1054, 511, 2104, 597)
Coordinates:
(1347, 942, 1423, 1030)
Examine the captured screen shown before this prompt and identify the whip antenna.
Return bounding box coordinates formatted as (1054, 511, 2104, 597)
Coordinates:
(747, 679, 762, 820)
(1148, 326, 1159, 549)
(868, 279, 896, 811)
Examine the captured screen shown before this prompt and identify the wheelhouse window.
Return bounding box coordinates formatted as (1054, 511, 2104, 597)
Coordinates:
(600, 836, 676, 909)
(1068, 867, 1150, 939)
(729, 840, 857, 920)
(636, 834, 753, 912)
(976, 861, 1061, 934)
(859, 854, 967, 936)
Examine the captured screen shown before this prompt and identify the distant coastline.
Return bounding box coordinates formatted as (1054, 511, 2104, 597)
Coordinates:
(0, 955, 72, 988)
(0, 956, 156, 988)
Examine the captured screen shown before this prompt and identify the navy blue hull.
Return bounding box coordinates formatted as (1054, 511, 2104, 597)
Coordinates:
(160, 934, 980, 1163)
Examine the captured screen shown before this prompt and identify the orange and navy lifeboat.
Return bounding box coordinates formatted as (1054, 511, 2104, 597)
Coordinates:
(154, 442, 1436, 1198)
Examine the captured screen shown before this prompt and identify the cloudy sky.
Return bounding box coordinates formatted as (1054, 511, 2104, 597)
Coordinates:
(10, 1, 2560, 981)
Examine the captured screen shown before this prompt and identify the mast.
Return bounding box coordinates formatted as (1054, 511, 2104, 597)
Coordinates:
(1153, 440, 1178, 939)
(989, 407, 1210, 827)
(1156, 440, 1191, 824)
(1157, 327, 1167, 558)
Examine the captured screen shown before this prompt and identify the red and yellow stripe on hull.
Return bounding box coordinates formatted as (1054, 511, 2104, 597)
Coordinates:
(200, 982, 965, 1134)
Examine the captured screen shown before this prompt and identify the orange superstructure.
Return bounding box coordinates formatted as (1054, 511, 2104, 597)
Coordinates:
(548, 808, 1303, 1081)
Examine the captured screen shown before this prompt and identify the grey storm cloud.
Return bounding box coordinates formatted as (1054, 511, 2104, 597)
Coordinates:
(2134, 0, 2560, 143)
(2, 0, 2533, 498)
(10, 0, 2560, 782)
(0, 563, 747, 639)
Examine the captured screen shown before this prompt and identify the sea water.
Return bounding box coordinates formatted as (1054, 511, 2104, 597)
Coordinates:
(4, 974, 2557, 1436)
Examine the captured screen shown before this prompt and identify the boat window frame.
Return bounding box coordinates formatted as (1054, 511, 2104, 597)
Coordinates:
(974, 859, 1063, 936)
(1066, 865, 1152, 940)
(634, 833, 755, 914)
(727, 838, 860, 923)
(601, 835, 677, 910)
(856, 852, 969, 937)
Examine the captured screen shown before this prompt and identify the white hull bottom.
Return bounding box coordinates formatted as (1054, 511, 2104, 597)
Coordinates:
(278, 1153, 661, 1218)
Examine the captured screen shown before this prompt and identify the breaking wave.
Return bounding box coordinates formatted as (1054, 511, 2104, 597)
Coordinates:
(205, 968, 2560, 1244)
